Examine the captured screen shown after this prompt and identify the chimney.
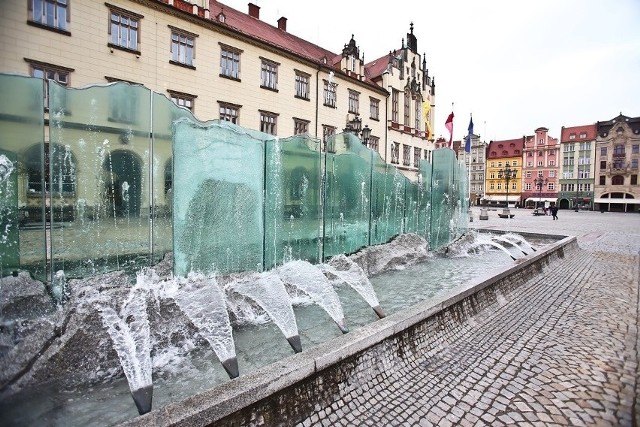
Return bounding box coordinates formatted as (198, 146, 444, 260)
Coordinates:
(277, 17, 287, 31)
(248, 3, 260, 19)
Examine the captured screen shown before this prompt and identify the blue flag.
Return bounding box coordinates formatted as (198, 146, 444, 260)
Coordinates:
(464, 117, 474, 153)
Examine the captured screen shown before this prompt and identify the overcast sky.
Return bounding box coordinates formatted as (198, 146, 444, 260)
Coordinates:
(222, 0, 640, 142)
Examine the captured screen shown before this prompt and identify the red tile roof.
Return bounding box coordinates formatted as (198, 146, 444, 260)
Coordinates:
(560, 124, 597, 142)
(487, 138, 524, 158)
(206, 1, 388, 91)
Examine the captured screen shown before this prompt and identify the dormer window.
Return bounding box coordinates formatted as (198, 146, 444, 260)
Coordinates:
(569, 134, 576, 140)
(217, 13, 226, 23)
(350, 56, 356, 72)
(617, 127, 624, 135)
(579, 132, 586, 138)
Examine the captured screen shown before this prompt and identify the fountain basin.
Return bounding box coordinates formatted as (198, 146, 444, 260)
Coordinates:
(116, 232, 575, 426)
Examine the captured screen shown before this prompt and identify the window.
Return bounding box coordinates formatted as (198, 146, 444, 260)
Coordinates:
(403, 91, 410, 126)
(547, 183, 554, 190)
(600, 147, 607, 156)
(391, 90, 399, 123)
(170, 28, 196, 67)
(525, 171, 531, 178)
(219, 102, 239, 124)
(391, 142, 399, 164)
(322, 125, 336, 152)
(25, 142, 77, 195)
(512, 182, 516, 190)
(108, 82, 138, 123)
(569, 134, 576, 140)
(632, 175, 638, 185)
(599, 176, 606, 185)
(549, 170, 555, 177)
(260, 111, 277, 135)
(549, 160, 555, 166)
(613, 145, 625, 155)
(108, 6, 141, 52)
(497, 162, 502, 167)
(295, 71, 310, 100)
(293, 118, 309, 135)
(260, 59, 278, 90)
(527, 161, 533, 167)
(611, 175, 624, 185)
(168, 90, 196, 112)
(348, 90, 359, 114)
(29, 0, 69, 32)
(613, 159, 625, 169)
(512, 160, 518, 166)
(633, 145, 639, 154)
(579, 142, 591, 151)
(525, 183, 531, 191)
(402, 144, 411, 166)
(413, 147, 421, 167)
(220, 44, 241, 79)
(323, 80, 336, 107)
(370, 98, 380, 120)
(490, 183, 495, 190)
(538, 171, 543, 177)
(537, 161, 543, 166)
(27, 59, 72, 109)
(490, 172, 495, 179)
(497, 183, 502, 190)
(579, 132, 587, 138)
(632, 159, 639, 169)
(369, 136, 379, 151)
(414, 100, 421, 131)
(600, 160, 606, 169)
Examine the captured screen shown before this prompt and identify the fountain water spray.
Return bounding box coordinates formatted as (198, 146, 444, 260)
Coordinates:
(98, 274, 153, 415)
(277, 260, 348, 333)
(225, 271, 302, 353)
(170, 272, 239, 378)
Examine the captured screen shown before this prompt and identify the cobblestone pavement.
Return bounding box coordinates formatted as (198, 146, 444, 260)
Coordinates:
(310, 208, 640, 426)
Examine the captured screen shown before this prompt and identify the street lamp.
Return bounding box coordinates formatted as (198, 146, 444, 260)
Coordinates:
(534, 176, 548, 210)
(575, 175, 580, 212)
(497, 163, 517, 216)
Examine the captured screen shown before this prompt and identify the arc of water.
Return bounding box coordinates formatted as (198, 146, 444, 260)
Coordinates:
(492, 235, 528, 255)
(468, 239, 516, 260)
(502, 232, 537, 252)
(225, 272, 302, 353)
(98, 278, 153, 415)
(277, 260, 348, 333)
(171, 273, 239, 379)
(320, 255, 385, 319)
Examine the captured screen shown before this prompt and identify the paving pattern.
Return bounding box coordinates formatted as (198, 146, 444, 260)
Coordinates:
(300, 208, 640, 426)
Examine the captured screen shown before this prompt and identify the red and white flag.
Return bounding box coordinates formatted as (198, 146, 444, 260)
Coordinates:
(445, 112, 454, 148)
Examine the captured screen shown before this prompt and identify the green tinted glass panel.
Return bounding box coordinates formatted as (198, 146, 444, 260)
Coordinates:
(173, 120, 267, 276)
(323, 133, 372, 258)
(49, 82, 152, 277)
(264, 135, 322, 269)
(370, 155, 405, 245)
(417, 161, 432, 240)
(151, 92, 195, 266)
(0, 75, 46, 279)
(430, 149, 457, 250)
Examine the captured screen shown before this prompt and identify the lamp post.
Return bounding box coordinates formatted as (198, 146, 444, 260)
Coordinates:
(534, 176, 548, 210)
(497, 163, 517, 216)
(575, 175, 580, 212)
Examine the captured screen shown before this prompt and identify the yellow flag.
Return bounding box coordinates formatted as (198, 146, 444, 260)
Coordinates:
(422, 100, 431, 120)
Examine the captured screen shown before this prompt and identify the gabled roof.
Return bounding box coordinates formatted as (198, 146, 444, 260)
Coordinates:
(207, 1, 384, 90)
(560, 124, 596, 142)
(487, 138, 524, 159)
(209, 2, 339, 64)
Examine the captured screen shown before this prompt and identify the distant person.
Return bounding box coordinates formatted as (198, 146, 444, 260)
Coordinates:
(551, 205, 558, 220)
